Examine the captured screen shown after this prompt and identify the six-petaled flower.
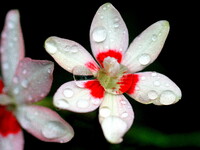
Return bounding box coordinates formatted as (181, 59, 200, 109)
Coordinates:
(44, 3, 181, 144)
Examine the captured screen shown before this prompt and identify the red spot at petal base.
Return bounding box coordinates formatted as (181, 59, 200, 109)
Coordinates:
(96, 50, 122, 67)
(85, 62, 99, 72)
(84, 80, 105, 99)
(119, 74, 139, 94)
(0, 79, 4, 94)
(0, 105, 21, 137)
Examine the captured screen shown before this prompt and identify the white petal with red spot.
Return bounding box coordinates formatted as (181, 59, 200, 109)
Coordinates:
(128, 72, 182, 105)
(0, 10, 24, 88)
(53, 81, 103, 113)
(45, 36, 99, 74)
(9, 58, 54, 104)
(122, 20, 170, 73)
(0, 131, 24, 150)
(15, 105, 74, 143)
(90, 3, 128, 58)
(99, 93, 134, 143)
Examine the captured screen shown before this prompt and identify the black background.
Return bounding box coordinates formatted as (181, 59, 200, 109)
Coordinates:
(0, 0, 198, 150)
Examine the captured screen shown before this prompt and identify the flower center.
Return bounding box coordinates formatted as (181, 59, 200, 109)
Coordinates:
(97, 57, 128, 94)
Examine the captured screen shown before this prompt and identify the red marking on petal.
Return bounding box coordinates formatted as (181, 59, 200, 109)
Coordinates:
(0, 105, 21, 137)
(85, 62, 99, 72)
(119, 74, 139, 94)
(84, 80, 105, 99)
(96, 50, 122, 67)
(0, 79, 4, 94)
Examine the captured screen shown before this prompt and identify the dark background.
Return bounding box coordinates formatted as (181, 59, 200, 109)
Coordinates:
(0, 0, 198, 150)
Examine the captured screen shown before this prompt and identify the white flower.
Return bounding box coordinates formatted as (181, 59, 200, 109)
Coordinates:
(45, 3, 181, 144)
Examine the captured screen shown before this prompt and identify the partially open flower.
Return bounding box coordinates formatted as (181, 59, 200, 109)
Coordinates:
(45, 3, 181, 144)
(0, 10, 74, 150)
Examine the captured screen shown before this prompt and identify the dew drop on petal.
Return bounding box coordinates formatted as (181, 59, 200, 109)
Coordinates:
(45, 42, 57, 54)
(121, 112, 128, 118)
(21, 80, 28, 88)
(138, 54, 151, 65)
(147, 90, 158, 100)
(152, 34, 157, 41)
(63, 88, 74, 98)
(99, 107, 111, 118)
(42, 121, 66, 139)
(154, 81, 160, 86)
(160, 90, 176, 105)
(13, 77, 19, 84)
(77, 99, 90, 108)
(92, 27, 107, 42)
(56, 99, 70, 108)
(151, 72, 157, 77)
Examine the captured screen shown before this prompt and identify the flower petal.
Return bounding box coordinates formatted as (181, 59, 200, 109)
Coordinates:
(90, 3, 128, 60)
(99, 93, 134, 144)
(127, 72, 182, 105)
(0, 94, 13, 105)
(0, 10, 24, 88)
(0, 131, 24, 150)
(15, 105, 74, 143)
(53, 80, 103, 112)
(9, 58, 54, 104)
(45, 36, 99, 74)
(122, 21, 170, 73)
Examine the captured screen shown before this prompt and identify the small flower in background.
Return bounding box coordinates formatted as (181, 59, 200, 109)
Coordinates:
(45, 3, 181, 144)
(0, 10, 74, 150)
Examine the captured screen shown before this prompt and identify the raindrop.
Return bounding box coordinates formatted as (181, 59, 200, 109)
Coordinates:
(3, 63, 9, 70)
(120, 100, 127, 105)
(45, 42, 57, 54)
(8, 22, 14, 29)
(151, 72, 157, 77)
(99, 107, 111, 117)
(56, 99, 70, 108)
(138, 53, 151, 65)
(121, 112, 128, 118)
(152, 34, 157, 41)
(22, 69, 27, 75)
(91, 99, 101, 105)
(21, 80, 28, 88)
(63, 88, 74, 98)
(154, 81, 160, 86)
(160, 90, 176, 105)
(70, 45, 79, 53)
(113, 23, 119, 28)
(42, 121, 66, 139)
(13, 87, 19, 95)
(141, 76, 146, 80)
(92, 26, 107, 43)
(13, 77, 19, 84)
(147, 90, 158, 100)
(77, 99, 90, 108)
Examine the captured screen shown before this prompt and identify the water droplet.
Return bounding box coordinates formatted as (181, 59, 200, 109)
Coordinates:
(42, 121, 66, 139)
(22, 69, 27, 75)
(28, 95, 33, 101)
(152, 34, 157, 41)
(121, 112, 128, 118)
(160, 90, 176, 105)
(47, 68, 52, 74)
(91, 99, 101, 105)
(151, 72, 157, 77)
(113, 23, 119, 28)
(92, 27, 107, 42)
(114, 17, 119, 22)
(77, 99, 90, 108)
(21, 80, 28, 88)
(135, 86, 140, 91)
(63, 88, 74, 98)
(141, 76, 146, 80)
(13, 87, 19, 95)
(120, 100, 127, 105)
(147, 90, 158, 100)
(3, 63, 9, 70)
(99, 107, 111, 117)
(13, 77, 19, 84)
(45, 43, 57, 54)
(56, 99, 69, 108)
(154, 81, 160, 86)
(8, 22, 14, 29)
(138, 54, 151, 65)
(70, 45, 79, 53)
